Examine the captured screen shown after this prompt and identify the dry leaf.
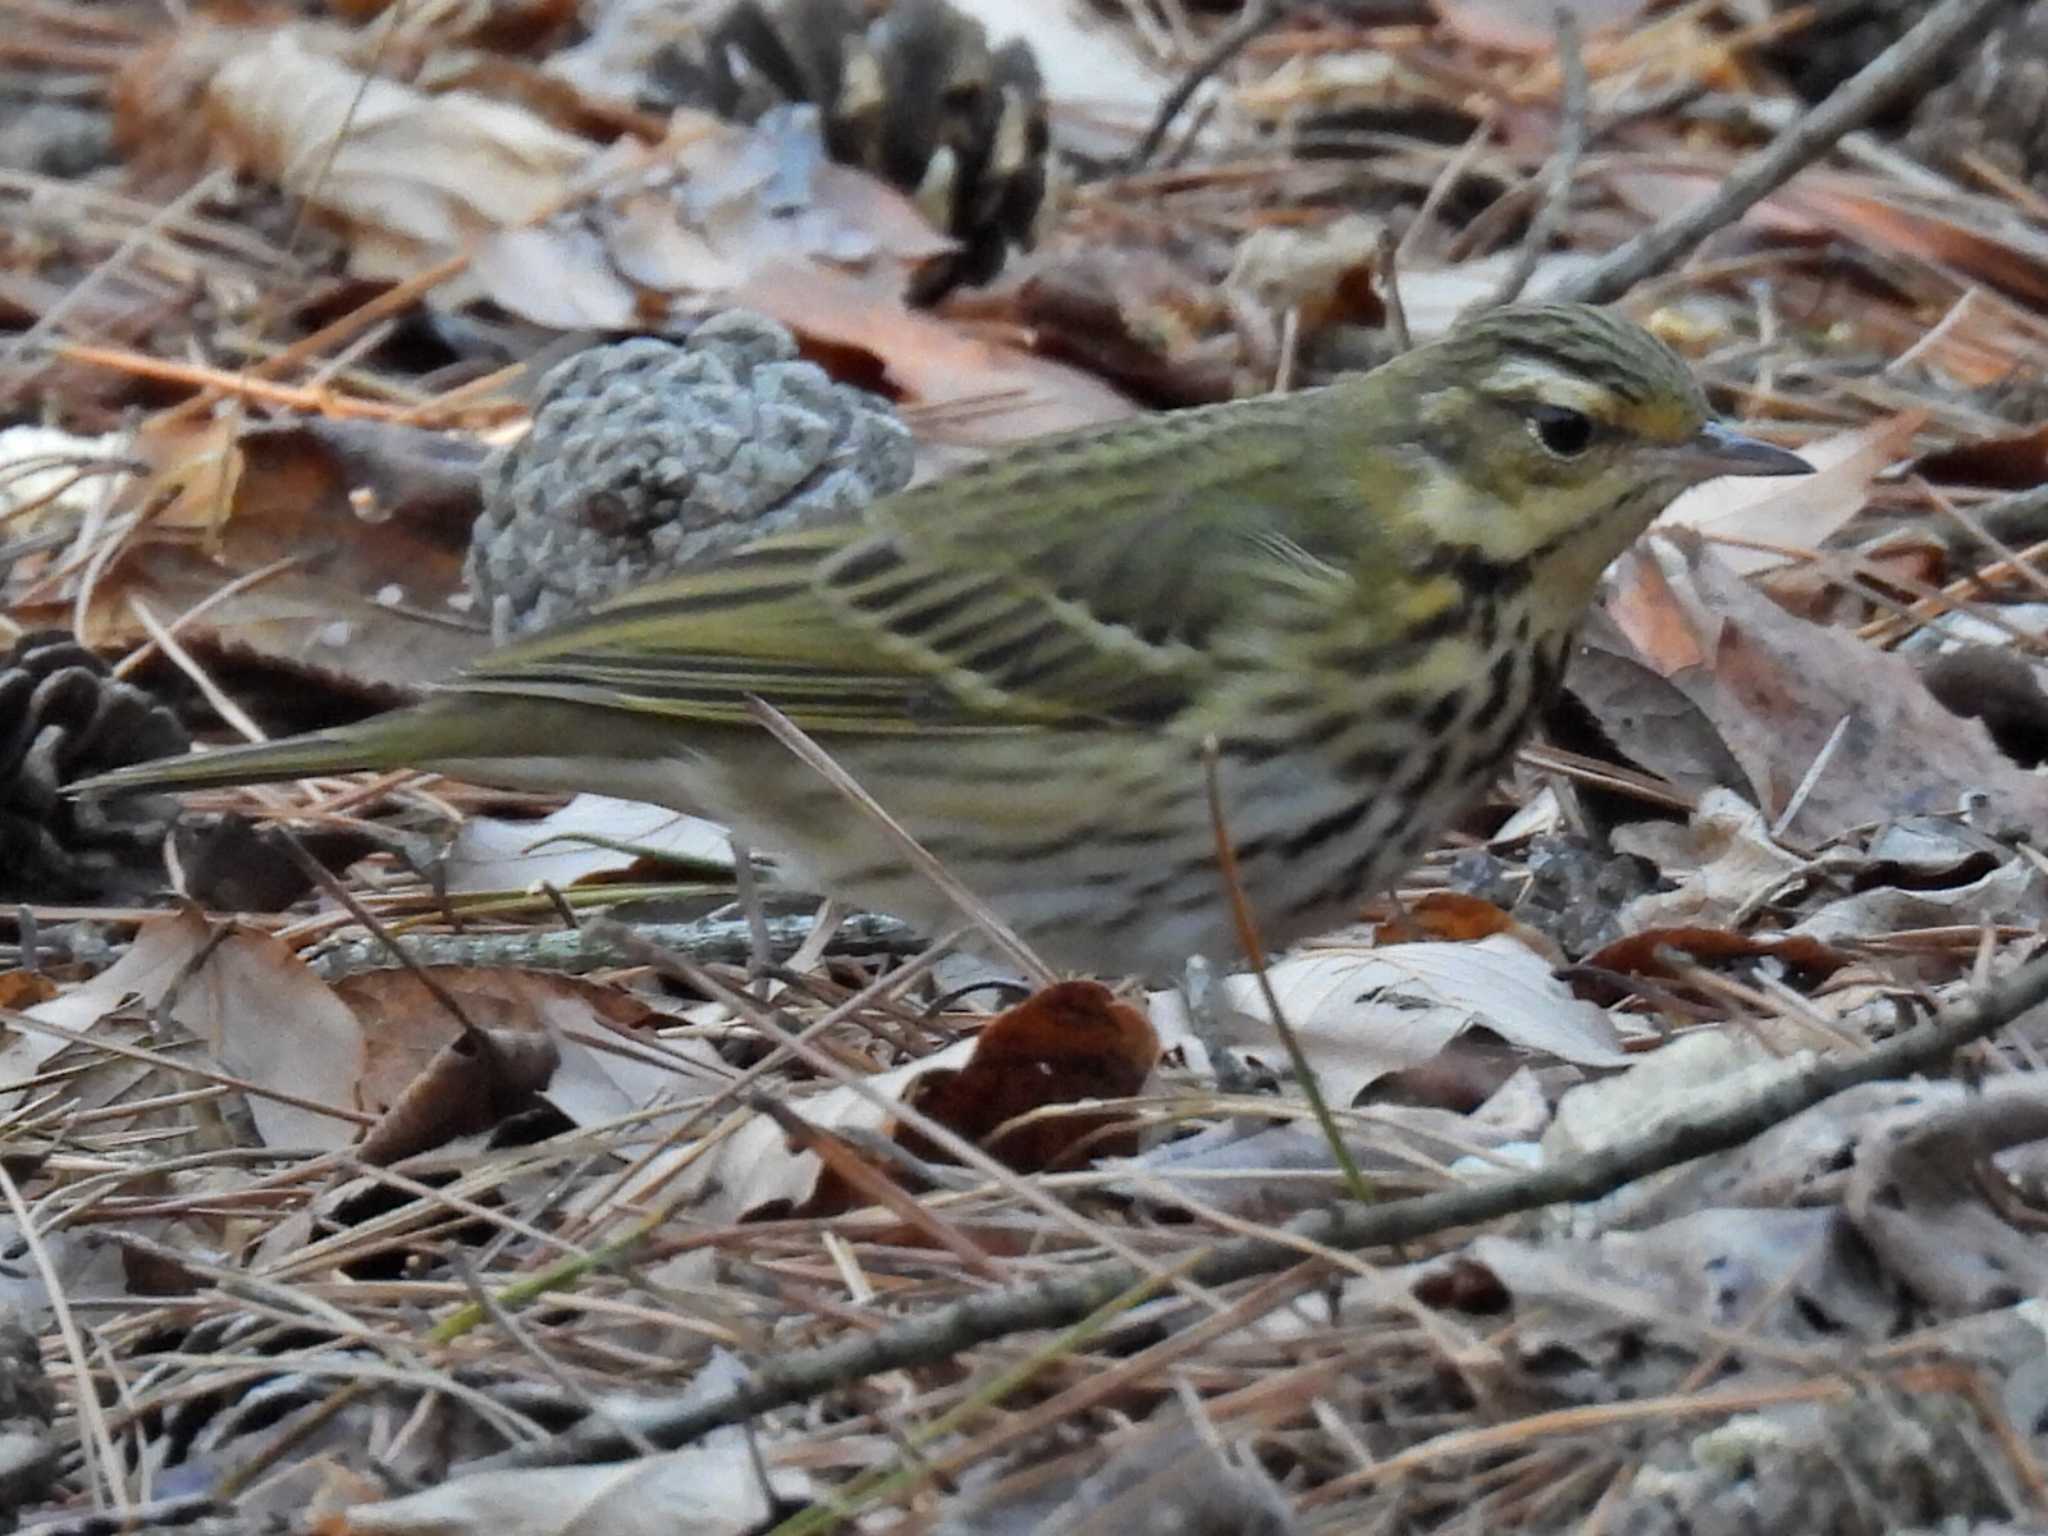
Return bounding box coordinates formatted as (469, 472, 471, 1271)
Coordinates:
(897, 980, 1157, 1171)
(1658, 412, 1922, 574)
(1154, 935, 1626, 1105)
(160, 925, 369, 1151)
(442, 795, 734, 894)
(1599, 532, 2048, 843)
(204, 24, 594, 280)
(1432, 0, 1653, 54)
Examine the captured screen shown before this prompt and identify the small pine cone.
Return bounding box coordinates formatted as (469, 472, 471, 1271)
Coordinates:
(1908, 3, 2048, 194)
(649, 0, 1051, 298)
(0, 632, 190, 901)
(468, 311, 914, 638)
(1754, 0, 1932, 114)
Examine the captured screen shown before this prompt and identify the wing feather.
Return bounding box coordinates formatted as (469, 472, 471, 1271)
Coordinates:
(456, 387, 1360, 735)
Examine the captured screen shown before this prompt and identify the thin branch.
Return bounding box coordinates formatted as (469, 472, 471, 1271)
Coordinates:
(1480, 9, 1588, 311)
(304, 909, 921, 980)
(462, 941, 2048, 1474)
(1123, 0, 1277, 172)
(1555, 0, 2011, 306)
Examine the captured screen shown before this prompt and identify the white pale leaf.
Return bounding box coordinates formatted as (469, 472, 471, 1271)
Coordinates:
(1153, 935, 1624, 1105)
(443, 794, 734, 893)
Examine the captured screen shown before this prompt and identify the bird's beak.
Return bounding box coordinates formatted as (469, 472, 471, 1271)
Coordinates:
(1673, 421, 1814, 481)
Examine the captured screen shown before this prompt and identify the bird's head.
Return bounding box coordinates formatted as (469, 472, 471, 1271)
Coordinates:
(1376, 303, 1811, 578)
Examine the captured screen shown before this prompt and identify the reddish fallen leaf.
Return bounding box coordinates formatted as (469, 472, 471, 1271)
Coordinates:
(899, 980, 1158, 1171)
(1574, 926, 1854, 1004)
(1374, 890, 1519, 945)
(1779, 178, 2048, 308)
(1918, 422, 2048, 491)
(1604, 541, 1706, 677)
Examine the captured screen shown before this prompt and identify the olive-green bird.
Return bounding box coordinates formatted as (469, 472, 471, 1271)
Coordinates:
(78, 304, 1808, 976)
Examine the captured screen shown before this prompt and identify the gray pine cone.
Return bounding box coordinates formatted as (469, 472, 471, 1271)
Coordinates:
(467, 311, 914, 638)
(0, 632, 189, 901)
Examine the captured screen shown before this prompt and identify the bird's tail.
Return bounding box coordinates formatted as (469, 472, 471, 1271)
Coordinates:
(69, 700, 483, 799)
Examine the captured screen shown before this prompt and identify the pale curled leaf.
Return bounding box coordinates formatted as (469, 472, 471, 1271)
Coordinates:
(1599, 533, 2048, 843)
(10, 911, 365, 1152)
(583, 1036, 979, 1225)
(1657, 411, 1921, 574)
(1152, 936, 1625, 1106)
(346, 1438, 800, 1536)
(204, 24, 593, 279)
(442, 794, 734, 894)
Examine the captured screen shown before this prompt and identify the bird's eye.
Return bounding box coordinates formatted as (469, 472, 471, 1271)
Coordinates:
(1529, 405, 1595, 457)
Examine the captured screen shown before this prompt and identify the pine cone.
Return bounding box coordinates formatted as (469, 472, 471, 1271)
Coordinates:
(468, 311, 913, 638)
(1754, 0, 1932, 116)
(1758, 0, 2039, 180)
(649, 0, 1050, 298)
(0, 632, 190, 901)
(1908, 2, 2048, 194)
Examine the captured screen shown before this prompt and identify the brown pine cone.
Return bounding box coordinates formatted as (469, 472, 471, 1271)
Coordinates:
(0, 632, 189, 901)
(648, 0, 1050, 298)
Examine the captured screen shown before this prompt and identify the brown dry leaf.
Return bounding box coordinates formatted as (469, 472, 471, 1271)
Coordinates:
(1658, 412, 1922, 575)
(1372, 891, 1521, 946)
(29, 413, 492, 694)
(1574, 927, 1853, 1003)
(200, 23, 594, 280)
(332, 967, 722, 1133)
(354, 1026, 561, 1166)
(0, 973, 58, 1010)
(7, 907, 218, 1084)
(1597, 532, 2048, 844)
(736, 259, 1138, 444)
(1778, 178, 2048, 308)
(896, 980, 1157, 1171)
(1153, 936, 1627, 1106)
(1568, 612, 1743, 799)
(594, 984, 1154, 1223)
(1918, 420, 2048, 490)
(1600, 543, 1707, 676)
(160, 925, 369, 1151)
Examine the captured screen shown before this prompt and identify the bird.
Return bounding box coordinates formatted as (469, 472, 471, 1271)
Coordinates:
(76, 304, 1810, 978)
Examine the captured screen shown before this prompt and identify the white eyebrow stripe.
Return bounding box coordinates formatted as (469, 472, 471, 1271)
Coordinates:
(1479, 358, 1613, 413)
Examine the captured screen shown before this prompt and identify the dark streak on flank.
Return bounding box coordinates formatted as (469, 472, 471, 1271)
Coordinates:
(828, 541, 904, 587)
(1276, 794, 1376, 860)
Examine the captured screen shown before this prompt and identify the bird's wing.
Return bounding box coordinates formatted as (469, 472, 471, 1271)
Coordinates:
(458, 395, 1346, 735)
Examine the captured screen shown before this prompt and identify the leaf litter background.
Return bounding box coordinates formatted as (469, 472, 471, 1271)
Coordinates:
(6, 0, 2048, 1531)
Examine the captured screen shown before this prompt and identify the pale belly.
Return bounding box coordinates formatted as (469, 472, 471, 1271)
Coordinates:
(675, 728, 1500, 978)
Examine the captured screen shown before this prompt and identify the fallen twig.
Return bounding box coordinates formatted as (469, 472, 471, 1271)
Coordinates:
(460, 941, 2048, 1473)
(1480, 9, 1587, 311)
(1556, 0, 2010, 305)
(1123, 0, 1277, 173)
(305, 909, 921, 979)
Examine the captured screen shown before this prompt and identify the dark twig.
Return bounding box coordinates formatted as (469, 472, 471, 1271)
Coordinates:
(1123, 0, 1278, 172)
(276, 830, 484, 1046)
(1480, 9, 1588, 311)
(305, 909, 922, 980)
(1555, 0, 2010, 306)
(1377, 227, 1411, 354)
(462, 941, 2048, 1473)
